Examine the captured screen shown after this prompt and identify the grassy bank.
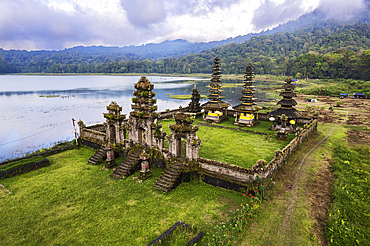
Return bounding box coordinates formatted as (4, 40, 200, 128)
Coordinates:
(325, 134, 370, 245)
(0, 146, 245, 245)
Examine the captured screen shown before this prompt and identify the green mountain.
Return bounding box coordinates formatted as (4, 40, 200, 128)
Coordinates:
(1, 3, 370, 77)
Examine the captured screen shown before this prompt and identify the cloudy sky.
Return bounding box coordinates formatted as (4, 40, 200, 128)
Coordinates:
(0, 0, 367, 50)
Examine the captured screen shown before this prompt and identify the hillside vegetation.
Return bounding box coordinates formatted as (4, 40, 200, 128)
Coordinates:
(1, 23, 370, 81)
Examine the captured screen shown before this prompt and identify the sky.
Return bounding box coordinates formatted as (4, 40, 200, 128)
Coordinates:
(0, 0, 367, 51)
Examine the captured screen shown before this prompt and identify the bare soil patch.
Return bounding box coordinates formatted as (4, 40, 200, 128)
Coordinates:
(296, 95, 370, 125)
(346, 130, 370, 145)
(307, 157, 334, 245)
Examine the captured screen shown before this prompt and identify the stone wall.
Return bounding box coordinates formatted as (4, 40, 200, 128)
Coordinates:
(198, 119, 318, 186)
(80, 128, 106, 145)
(158, 106, 190, 119)
(86, 124, 106, 132)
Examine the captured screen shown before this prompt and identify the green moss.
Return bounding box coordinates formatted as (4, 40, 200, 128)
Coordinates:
(39, 95, 60, 98)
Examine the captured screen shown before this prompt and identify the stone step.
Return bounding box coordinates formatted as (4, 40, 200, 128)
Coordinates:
(88, 159, 97, 165)
(163, 172, 177, 179)
(113, 171, 126, 177)
(129, 156, 139, 161)
(154, 182, 170, 190)
(117, 167, 129, 173)
(120, 163, 133, 169)
(110, 173, 122, 180)
(164, 170, 179, 176)
(94, 154, 104, 159)
(90, 156, 101, 162)
(166, 167, 181, 174)
(122, 160, 135, 166)
(161, 175, 176, 182)
(154, 184, 169, 192)
(174, 161, 183, 166)
(169, 165, 182, 170)
(157, 178, 172, 186)
(122, 172, 131, 177)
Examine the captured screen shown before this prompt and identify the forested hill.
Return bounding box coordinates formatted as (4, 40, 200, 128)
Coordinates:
(2, 1, 370, 73)
(1, 22, 370, 80)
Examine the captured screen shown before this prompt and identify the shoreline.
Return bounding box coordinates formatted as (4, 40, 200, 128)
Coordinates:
(1, 72, 288, 82)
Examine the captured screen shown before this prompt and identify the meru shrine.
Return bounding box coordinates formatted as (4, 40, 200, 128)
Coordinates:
(78, 57, 317, 192)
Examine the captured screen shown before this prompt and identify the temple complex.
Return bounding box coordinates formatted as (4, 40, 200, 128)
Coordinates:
(201, 57, 230, 123)
(233, 63, 259, 127)
(77, 66, 317, 194)
(188, 84, 202, 115)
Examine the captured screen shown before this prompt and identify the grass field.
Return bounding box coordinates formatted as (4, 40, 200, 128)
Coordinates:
(324, 130, 370, 245)
(1, 122, 369, 245)
(0, 147, 245, 246)
(160, 117, 294, 169)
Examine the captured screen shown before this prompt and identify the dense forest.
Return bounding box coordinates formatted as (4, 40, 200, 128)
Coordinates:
(1, 23, 370, 80)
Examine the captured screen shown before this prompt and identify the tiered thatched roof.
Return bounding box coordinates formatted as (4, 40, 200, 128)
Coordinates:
(201, 57, 230, 110)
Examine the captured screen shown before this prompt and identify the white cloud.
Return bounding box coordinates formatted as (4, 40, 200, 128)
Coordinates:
(0, 0, 366, 51)
(318, 0, 366, 21)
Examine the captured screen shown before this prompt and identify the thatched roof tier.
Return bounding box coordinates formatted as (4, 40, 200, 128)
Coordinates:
(277, 98, 297, 106)
(239, 96, 257, 102)
(201, 101, 230, 109)
(279, 91, 297, 97)
(282, 84, 296, 90)
(270, 108, 302, 118)
(241, 91, 256, 96)
(233, 104, 259, 111)
(209, 88, 224, 93)
(208, 94, 225, 100)
(202, 57, 230, 112)
(233, 63, 259, 118)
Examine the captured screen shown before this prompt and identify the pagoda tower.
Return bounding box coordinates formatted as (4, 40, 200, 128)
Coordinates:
(188, 84, 202, 115)
(201, 57, 230, 123)
(233, 63, 259, 127)
(270, 77, 301, 119)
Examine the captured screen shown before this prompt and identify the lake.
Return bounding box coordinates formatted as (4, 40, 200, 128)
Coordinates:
(0, 75, 276, 162)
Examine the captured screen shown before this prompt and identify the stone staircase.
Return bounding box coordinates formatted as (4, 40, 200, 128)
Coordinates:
(87, 148, 107, 165)
(109, 148, 142, 180)
(154, 161, 183, 192)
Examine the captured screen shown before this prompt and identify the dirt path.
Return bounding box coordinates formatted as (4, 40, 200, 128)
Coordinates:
(281, 134, 330, 240)
(239, 123, 343, 246)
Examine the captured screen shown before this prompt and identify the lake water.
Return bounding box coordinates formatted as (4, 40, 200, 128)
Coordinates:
(0, 75, 276, 162)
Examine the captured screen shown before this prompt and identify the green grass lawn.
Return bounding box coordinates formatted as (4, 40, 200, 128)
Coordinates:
(0, 147, 244, 246)
(324, 132, 370, 245)
(160, 117, 294, 168)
